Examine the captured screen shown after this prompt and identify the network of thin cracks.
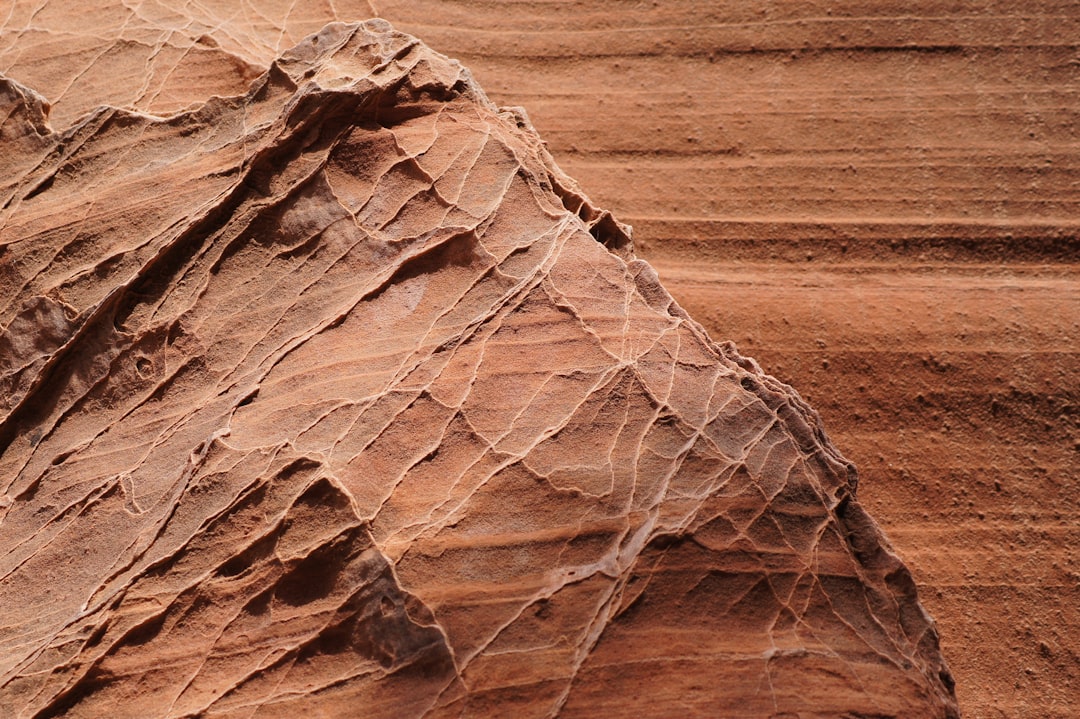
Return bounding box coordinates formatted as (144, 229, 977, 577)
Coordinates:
(0, 17, 943, 719)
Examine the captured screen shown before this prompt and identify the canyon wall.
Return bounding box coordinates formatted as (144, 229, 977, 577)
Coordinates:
(384, 5, 1079, 716)
(1, 1, 1077, 717)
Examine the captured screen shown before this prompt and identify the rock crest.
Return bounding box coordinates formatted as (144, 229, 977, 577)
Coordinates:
(0, 20, 957, 718)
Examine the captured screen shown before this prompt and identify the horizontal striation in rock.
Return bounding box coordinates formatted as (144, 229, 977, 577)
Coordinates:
(346, 6, 1079, 716)
(661, 259, 1079, 718)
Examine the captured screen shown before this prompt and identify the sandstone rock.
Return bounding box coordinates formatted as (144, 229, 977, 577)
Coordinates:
(0, 19, 958, 718)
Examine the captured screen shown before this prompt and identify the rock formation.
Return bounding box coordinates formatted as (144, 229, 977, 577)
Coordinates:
(0, 17, 959, 719)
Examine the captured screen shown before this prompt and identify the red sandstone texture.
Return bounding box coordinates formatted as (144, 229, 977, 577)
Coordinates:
(0, 16, 963, 716)
(0, 12, 957, 719)
(0, 1, 1076, 718)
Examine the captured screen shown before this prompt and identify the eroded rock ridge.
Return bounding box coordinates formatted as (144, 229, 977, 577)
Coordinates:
(0, 20, 958, 718)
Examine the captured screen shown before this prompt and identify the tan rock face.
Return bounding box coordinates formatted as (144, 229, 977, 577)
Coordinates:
(0, 16, 960, 719)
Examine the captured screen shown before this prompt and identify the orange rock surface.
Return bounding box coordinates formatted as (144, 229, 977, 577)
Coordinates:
(0, 13, 961, 719)
(2, 1, 1076, 717)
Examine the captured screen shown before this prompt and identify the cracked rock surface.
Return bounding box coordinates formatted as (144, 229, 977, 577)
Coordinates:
(1, 18, 958, 719)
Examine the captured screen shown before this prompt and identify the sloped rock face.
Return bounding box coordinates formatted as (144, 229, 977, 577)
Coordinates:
(0, 20, 958, 719)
